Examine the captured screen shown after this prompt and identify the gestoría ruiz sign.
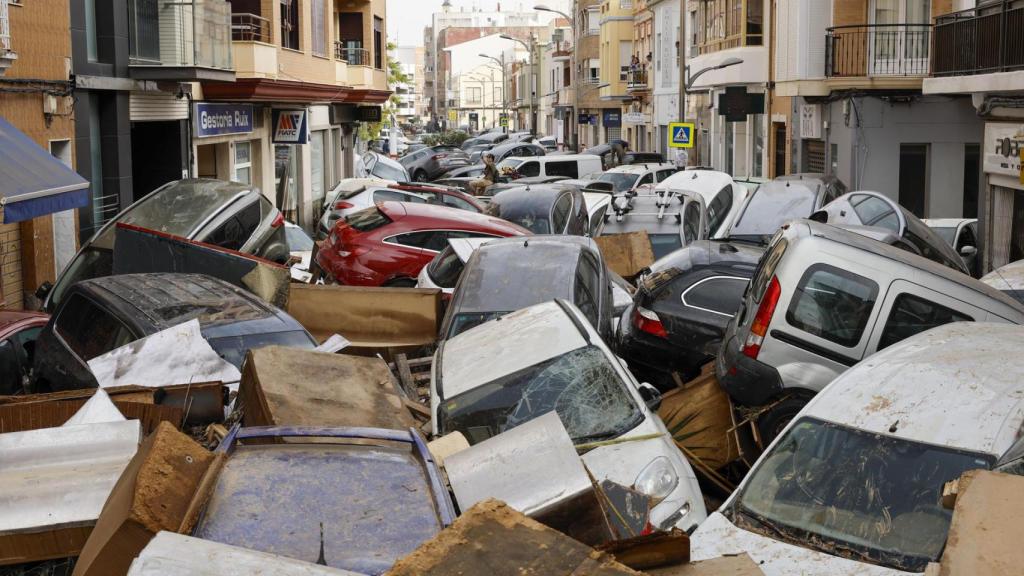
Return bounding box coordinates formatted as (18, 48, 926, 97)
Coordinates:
(194, 103, 254, 138)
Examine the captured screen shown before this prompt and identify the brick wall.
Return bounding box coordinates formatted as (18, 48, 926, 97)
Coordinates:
(0, 0, 76, 310)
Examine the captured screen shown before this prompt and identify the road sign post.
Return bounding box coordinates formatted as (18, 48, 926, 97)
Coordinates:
(668, 122, 695, 149)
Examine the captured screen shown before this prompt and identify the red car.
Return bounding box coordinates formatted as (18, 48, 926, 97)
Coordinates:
(0, 310, 49, 394)
(317, 201, 530, 287)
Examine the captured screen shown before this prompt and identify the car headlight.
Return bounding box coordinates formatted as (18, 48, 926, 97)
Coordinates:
(634, 456, 678, 502)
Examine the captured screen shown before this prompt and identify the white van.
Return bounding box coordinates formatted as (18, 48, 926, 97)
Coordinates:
(693, 322, 1024, 575)
(497, 154, 603, 181)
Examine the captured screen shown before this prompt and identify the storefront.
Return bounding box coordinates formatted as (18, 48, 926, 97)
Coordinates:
(982, 122, 1024, 271)
(192, 102, 260, 186)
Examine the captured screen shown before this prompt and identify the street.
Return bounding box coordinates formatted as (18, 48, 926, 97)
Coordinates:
(1, 0, 1024, 575)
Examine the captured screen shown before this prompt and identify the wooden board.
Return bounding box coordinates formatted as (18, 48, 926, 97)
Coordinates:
(647, 554, 764, 575)
(657, 365, 740, 471)
(594, 231, 655, 279)
(937, 470, 1024, 576)
(238, 346, 415, 429)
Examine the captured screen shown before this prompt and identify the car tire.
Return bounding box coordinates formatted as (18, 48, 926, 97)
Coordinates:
(385, 277, 417, 288)
(414, 170, 428, 182)
(756, 396, 811, 445)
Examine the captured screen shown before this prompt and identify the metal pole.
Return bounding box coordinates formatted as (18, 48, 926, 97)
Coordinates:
(530, 35, 537, 136)
(678, 1, 686, 122)
(572, 1, 580, 152)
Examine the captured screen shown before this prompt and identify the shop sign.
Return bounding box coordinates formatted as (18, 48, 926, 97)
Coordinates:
(603, 110, 622, 128)
(983, 122, 1024, 183)
(357, 106, 382, 122)
(578, 113, 597, 125)
(623, 112, 649, 124)
(194, 103, 253, 138)
(272, 109, 309, 145)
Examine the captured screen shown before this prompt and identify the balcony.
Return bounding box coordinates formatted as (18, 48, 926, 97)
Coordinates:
(231, 13, 276, 79)
(0, 0, 16, 76)
(336, 43, 370, 66)
(128, 0, 235, 82)
(932, 0, 1024, 77)
(626, 67, 648, 91)
(825, 24, 932, 79)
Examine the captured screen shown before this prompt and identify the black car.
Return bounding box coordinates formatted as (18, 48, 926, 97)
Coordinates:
(31, 273, 317, 392)
(484, 185, 588, 235)
(439, 236, 615, 341)
(726, 173, 848, 245)
(582, 144, 664, 170)
(399, 145, 471, 182)
(617, 240, 764, 390)
(468, 141, 546, 164)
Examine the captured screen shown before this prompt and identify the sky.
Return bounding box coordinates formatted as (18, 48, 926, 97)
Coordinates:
(386, 0, 567, 44)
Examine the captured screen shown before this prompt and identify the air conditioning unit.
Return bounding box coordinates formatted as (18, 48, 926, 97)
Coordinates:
(800, 104, 822, 140)
(43, 94, 58, 115)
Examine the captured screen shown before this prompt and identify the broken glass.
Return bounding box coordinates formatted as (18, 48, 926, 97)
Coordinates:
(440, 345, 643, 446)
(731, 417, 992, 572)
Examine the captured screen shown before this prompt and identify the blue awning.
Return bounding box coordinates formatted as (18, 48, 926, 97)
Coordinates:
(0, 118, 89, 224)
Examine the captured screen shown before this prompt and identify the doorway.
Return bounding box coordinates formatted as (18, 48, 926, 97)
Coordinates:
(773, 122, 787, 177)
(899, 143, 929, 218)
(130, 120, 186, 202)
(963, 143, 980, 218)
(197, 144, 218, 179)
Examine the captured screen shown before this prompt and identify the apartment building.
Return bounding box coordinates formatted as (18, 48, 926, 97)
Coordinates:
(393, 45, 427, 125)
(923, 0, 1024, 270)
(598, 0, 633, 142)
(444, 34, 524, 131)
(649, 0, 681, 156)
(622, 0, 654, 151)
(0, 0, 88, 308)
(773, 0, 981, 220)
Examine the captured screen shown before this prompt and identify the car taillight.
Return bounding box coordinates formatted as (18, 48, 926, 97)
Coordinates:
(271, 212, 284, 228)
(742, 276, 781, 360)
(633, 306, 668, 339)
(334, 200, 354, 210)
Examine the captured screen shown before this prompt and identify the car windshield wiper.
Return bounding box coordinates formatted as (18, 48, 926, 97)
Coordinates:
(734, 504, 792, 543)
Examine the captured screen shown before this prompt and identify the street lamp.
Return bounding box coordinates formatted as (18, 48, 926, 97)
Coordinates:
(677, 57, 744, 120)
(534, 3, 578, 151)
(479, 53, 509, 131)
(500, 33, 538, 136)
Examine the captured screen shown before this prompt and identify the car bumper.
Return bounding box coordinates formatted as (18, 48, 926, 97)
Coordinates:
(715, 326, 783, 407)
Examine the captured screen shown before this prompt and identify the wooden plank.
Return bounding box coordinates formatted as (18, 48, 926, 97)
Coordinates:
(395, 353, 416, 398)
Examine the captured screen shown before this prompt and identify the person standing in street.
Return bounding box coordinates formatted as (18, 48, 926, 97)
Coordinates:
(470, 153, 499, 195)
(610, 139, 628, 167)
(674, 147, 689, 170)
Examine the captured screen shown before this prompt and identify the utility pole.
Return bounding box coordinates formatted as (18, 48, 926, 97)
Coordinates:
(677, 0, 686, 122)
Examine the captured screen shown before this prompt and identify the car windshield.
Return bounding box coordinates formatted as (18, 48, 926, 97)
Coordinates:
(447, 311, 508, 339)
(439, 345, 643, 446)
(930, 226, 957, 246)
(729, 185, 817, 243)
(597, 173, 640, 192)
(733, 417, 992, 572)
(285, 226, 314, 251)
(206, 330, 316, 368)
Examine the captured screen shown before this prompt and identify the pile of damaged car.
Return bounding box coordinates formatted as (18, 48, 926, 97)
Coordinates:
(5, 169, 1024, 576)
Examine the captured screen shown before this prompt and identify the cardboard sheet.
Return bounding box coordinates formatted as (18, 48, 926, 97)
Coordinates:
(238, 346, 414, 429)
(594, 231, 655, 279)
(286, 284, 441, 349)
(658, 365, 740, 471)
(937, 470, 1024, 576)
(88, 320, 242, 389)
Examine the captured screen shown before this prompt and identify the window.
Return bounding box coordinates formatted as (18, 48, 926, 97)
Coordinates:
(786, 264, 879, 348)
(311, 0, 326, 56)
(280, 0, 299, 50)
(682, 201, 702, 245)
(574, 255, 601, 325)
(56, 294, 135, 361)
(587, 7, 600, 34)
(234, 142, 252, 185)
(544, 161, 578, 178)
(619, 41, 631, 81)
(389, 231, 439, 249)
(206, 201, 262, 251)
(851, 194, 899, 232)
(373, 16, 383, 69)
(707, 185, 734, 234)
(441, 194, 479, 212)
(373, 190, 427, 204)
(518, 161, 541, 177)
(683, 276, 749, 316)
(656, 169, 676, 182)
(345, 206, 391, 232)
(877, 294, 972, 351)
(551, 193, 573, 233)
(467, 86, 482, 104)
(86, 0, 99, 61)
(637, 173, 653, 186)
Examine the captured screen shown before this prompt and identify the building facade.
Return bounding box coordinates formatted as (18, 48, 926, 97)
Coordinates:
(598, 0, 633, 142)
(650, 0, 681, 157)
(393, 45, 427, 126)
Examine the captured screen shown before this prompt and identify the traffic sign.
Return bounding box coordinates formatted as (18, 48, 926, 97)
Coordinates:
(448, 110, 457, 123)
(668, 122, 695, 149)
(499, 114, 509, 128)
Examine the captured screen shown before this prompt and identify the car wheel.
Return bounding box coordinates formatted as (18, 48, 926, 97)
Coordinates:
(756, 396, 811, 445)
(414, 170, 428, 182)
(385, 277, 418, 288)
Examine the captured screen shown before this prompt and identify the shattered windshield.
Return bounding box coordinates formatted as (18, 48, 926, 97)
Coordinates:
(733, 418, 991, 572)
(440, 345, 643, 446)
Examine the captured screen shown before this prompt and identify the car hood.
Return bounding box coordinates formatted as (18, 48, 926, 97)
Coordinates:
(690, 513, 907, 576)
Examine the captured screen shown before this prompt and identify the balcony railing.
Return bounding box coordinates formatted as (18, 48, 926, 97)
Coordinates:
(627, 67, 648, 90)
(128, 0, 233, 74)
(336, 43, 370, 66)
(0, 0, 15, 76)
(231, 12, 269, 43)
(825, 24, 932, 78)
(933, 0, 1024, 76)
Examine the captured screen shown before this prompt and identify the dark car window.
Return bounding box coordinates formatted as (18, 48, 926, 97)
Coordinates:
(574, 253, 601, 325)
(345, 207, 391, 232)
(649, 234, 683, 260)
(786, 264, 879, 348)
(683, 276, 749, 316)
(551, 194, 573, 233)
(708, 185, 734, 234)
(656, 169, 677, 181)
(389, 231, 438, 250)
(682, 202, 702, 245)
(730, 184, 816, 242)
(0, 340, 21, 394)
(56, 294, 136, 361)
(851, 194, 898, 232)
(877, 293, 972, 351)
(206, 330, 316, 368)
(373, 189, 427, 204)
(517, 161, 540, 177)
(205, 200, 262, 251)
(428, 246, 466, 288)
(637, 173, 654, 186)
(441, 194, 479, 212)
(546, 161, 579, 179)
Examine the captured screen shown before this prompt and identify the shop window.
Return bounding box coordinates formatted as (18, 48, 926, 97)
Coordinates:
(234, 141, 252, 185)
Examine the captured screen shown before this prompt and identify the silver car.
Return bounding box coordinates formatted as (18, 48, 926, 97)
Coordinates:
(716, 219, 1024, 441)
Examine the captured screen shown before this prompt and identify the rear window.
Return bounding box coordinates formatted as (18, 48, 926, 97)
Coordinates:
(683, 276, 749, 316)
(749, 236, 788, 302)
(649, 234, 682, 260)
(56, 294, 136, 360)
(205, 201, 262, 251)
(730, 185, 816, 242)
(786, 263, 879, 348)
(345, 207, 391, 232)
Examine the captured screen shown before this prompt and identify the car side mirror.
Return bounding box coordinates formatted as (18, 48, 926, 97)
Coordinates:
(960, 245, 977, 257)
(638, 382, 662, 412)
(35, 281, 52, 303)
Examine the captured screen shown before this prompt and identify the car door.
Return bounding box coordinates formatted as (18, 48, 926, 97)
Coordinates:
(864, 280, 983, 354)
(680, 195, 709, 246)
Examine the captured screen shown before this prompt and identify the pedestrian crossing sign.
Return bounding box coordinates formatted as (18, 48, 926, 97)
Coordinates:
(668, 122, 695, 149)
